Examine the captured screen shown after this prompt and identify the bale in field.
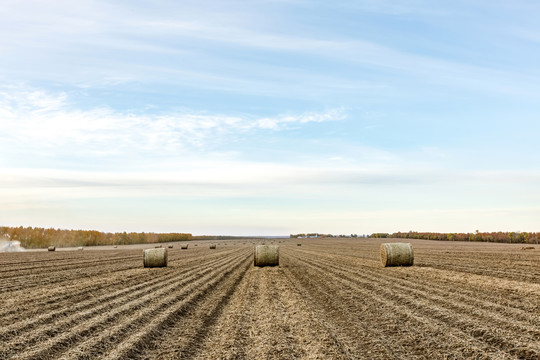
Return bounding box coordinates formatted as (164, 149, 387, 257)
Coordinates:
(48, 246, 56, 251)
(181, 244, 188, 250)
(380, 243, 414, 267)
(168, 245, 173, 249)
(113, 245, 117, 248)
(155, 245, 162, 248)
(209, 244, 216, 249)
(297, 243, 302, 246)
(143, 248, 168, 268)
(254, 244, 279, 267)
(521, 246, 535, 250)
(77, 246, 83, 251)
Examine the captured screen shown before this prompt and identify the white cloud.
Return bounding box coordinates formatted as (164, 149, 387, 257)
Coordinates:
(0, 87, 345, 156)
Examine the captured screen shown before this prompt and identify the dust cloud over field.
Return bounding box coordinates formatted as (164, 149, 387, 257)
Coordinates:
(0, 240, 25, 253)
(0, 239, 538, 359)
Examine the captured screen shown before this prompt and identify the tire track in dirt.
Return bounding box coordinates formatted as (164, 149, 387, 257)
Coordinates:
(288, 250, 538, 359)
(0, 250, 248, 360)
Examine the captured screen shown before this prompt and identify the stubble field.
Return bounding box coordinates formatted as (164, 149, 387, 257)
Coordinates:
(0, 238, 538, 360)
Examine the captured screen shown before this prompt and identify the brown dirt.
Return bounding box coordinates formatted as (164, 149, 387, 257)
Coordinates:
(0, 238, 538, 359)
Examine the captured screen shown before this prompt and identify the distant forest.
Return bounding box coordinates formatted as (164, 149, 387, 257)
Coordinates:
(289, 231, 539, 244)
(370, 231, 539, 244)
(0, 226, 192, 248)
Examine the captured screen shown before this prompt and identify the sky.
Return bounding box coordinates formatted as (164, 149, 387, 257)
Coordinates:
(1, 0, 539, 235)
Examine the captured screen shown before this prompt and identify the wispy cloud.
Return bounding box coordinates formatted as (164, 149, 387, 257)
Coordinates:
(0, 87, 345, 156)
(3, 0, 539, 99)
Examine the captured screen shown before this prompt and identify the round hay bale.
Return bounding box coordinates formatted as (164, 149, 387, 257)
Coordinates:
(180, 244, 188, 250)
(168, 245, 173, 248)
(297, 243, 302, 246)
(155, 245, 162, 248)
(113, 245, 117, 248)
(77, 246, 83, 251)
(143, 248, 168, 268)
(48, 246, 56, 251)
(380, 243, 414, 267)
(254, 245, 279, 267)
(209, 244, 216, 249)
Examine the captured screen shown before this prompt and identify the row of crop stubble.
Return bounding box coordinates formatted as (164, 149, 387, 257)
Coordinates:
(0, 238, 539, 359)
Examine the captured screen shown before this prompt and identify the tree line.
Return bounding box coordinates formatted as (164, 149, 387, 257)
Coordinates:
(0, 226, 192, 248)
(370, 231, 539, 244)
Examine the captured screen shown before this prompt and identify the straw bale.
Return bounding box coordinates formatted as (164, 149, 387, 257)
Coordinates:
(380, 243, 414, 267)
(48, 246, 56, 252)
(209, 244, 216, 249)
(254, 245, 279, 267)
(143, 248, 168, 268)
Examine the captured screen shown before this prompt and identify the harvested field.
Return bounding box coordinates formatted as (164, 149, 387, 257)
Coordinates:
(0, 238, 538, 359)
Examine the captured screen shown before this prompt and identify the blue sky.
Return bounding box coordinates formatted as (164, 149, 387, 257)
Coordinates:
(1, 0, 539, 235)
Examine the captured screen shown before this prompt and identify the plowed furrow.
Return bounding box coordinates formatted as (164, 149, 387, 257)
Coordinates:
(0, 255, 224, 341)
(0, 270, 146, 324)
(0, 252, 246, 360)
(291, 251, 538, 359)
(0, 255, 141, 277)
(283, 255, 406, 360)
(294, 248, 540, 316)
(421, 260, 540, 283)
(285, 252, 521, 360)
(0, 250, 235, 320)
(301, 250, 540, 335)
(294, 246, 540, 283)
(0, 253, 90, 267)
(102, 251, 252, 360)
(0, 261, 138, 293)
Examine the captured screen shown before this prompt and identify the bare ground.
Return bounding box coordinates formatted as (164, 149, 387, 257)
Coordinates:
(0, 238, 538, 359)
